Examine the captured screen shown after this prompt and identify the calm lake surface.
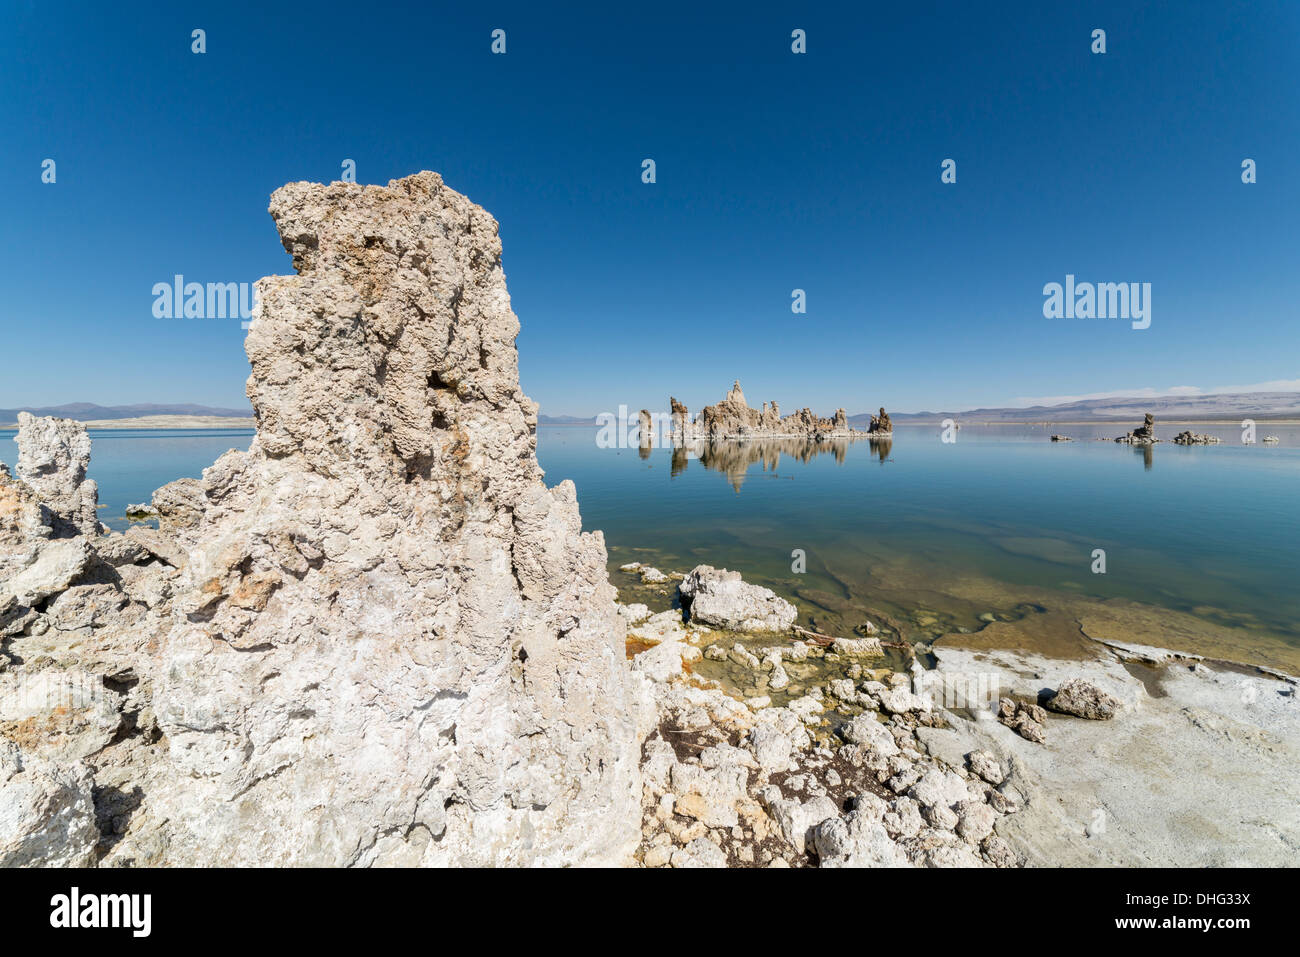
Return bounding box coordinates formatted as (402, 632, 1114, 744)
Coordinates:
(4, 423, 1297, 669)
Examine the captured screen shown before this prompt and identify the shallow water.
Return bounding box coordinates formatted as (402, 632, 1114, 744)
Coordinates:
(539, 423, 1300, 671)
(3, 422, 1296, 670)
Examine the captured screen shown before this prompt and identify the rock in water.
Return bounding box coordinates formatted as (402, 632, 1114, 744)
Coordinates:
(679, 564, 798, 632)
(674, 381, 862, 441)
(1172, 430, 1221, 445)
(0, 172, 652, 866)
(1116, 412, 1158, 445)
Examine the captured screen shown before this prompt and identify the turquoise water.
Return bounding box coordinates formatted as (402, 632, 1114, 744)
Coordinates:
(4, 423, 1297, 664)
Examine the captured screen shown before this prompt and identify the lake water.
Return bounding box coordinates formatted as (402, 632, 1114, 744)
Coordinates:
(4, 423, 1297, 671)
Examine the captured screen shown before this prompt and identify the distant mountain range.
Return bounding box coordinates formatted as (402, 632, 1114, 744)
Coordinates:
(0, 403, 251, 423)
(868, 391, 1300, 424)
(7, 393, 1298, 430)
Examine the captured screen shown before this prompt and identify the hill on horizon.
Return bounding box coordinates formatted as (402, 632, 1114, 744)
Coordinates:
(870, 391, 1300, 424)
(0, 402, 251, 423)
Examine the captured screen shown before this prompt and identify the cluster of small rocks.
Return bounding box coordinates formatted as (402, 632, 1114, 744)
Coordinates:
(997, 698, 1048, 743)
(627, 568, 1023, 868)
(996, 677, 1122, 744)
(619, 561, 680, 585)
(1172, 430, 1221, 445)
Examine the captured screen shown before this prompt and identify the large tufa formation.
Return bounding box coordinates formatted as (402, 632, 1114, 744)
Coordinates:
(0, 172, 651, 866)
(674, 380, 860, 442)
(867, 407, 892, 436)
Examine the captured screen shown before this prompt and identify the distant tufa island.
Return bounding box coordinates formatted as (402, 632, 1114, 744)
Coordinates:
(659, 380, 893, 443)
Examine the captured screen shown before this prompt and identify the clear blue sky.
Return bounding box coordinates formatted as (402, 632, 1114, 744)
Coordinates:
(2, 0, 1297, 416)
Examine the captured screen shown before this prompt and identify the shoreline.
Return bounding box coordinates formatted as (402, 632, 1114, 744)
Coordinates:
(0, 415, 255, 430)
(621, 562, 1300, 867)
(4, 417, 1294, 431)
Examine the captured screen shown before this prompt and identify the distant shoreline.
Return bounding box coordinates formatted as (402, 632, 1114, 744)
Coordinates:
(890, 418, 1300, 427)
(4, 416, 1296, 432)
(0, 415, 256, 430)
(540, 418, 1300, 428)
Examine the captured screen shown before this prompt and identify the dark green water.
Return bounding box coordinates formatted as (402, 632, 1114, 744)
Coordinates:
(4, 423, 1296, 665)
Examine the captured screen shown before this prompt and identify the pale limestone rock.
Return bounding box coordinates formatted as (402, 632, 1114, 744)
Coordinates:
(617, 603, 651, 626)
(0, 172, 653, 867)
(831, 635, 883, 657)
(814, 807, 910, 868)
(678, 381, 861, 441)
(0, 741, 98, 867)
(762, 792, 838, 856)
(631, 641, 687, 683)
(967, 749, 1005, 785)
(679, 564, 797, 632)
(14, 413, 101, 538)
(954, 799, 998, 844)
(1045, 678, 1122, 720)
(2, 538, 93, 607)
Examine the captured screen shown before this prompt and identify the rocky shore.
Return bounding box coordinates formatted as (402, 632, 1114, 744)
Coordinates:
(620, 566, 1299, 867)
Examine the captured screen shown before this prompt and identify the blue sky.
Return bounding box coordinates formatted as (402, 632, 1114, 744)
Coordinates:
(2, 0, 1297, 416)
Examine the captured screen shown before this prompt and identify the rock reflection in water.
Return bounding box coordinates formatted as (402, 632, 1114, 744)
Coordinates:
(666, 435, 889, 491)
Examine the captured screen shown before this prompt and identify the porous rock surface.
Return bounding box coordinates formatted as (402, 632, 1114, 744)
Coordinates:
(0, 172, 652, 866)
(679, 564, 798, 632)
